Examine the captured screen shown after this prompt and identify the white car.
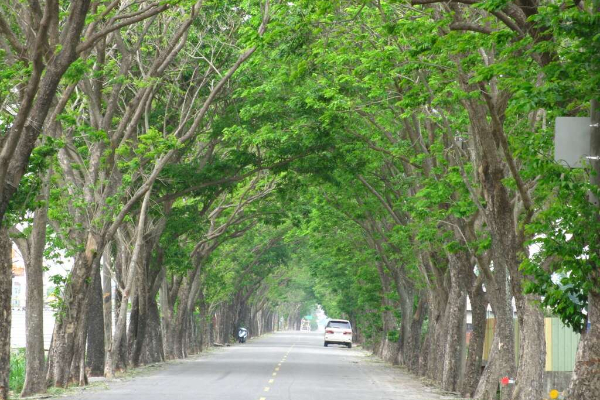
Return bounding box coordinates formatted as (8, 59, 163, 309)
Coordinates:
(324, 319, 353, 348)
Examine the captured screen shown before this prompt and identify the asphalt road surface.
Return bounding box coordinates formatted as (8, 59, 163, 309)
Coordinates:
(61, 332, 454, 400)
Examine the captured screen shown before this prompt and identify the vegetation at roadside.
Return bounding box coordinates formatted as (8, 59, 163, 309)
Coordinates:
(8, 350, 25, 395)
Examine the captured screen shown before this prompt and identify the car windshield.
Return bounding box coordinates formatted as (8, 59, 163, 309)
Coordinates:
(328, 321, 351, 329)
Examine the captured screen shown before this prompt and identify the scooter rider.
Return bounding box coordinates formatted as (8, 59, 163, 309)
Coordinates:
(237, 327, 248, 343)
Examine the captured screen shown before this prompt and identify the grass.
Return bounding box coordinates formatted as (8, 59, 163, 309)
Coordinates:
(9, 348, 26, 396)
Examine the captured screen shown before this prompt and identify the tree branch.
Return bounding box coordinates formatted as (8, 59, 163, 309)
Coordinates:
(0, 13, 25, 58)
(449, 22, 493, 34)
(76, 3, 169, 54)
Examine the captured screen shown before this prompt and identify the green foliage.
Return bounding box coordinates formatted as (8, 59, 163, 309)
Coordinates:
(9, 348, 26, 394)
(4, 0, 598, 366)
(522, 167, 599, 332)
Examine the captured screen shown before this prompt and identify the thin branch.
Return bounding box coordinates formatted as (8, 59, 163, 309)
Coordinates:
(357, 175, 404, 226)
(0, 13, 25, 58)
(76, 3, 170, 54)
(449, 22, 493, 34)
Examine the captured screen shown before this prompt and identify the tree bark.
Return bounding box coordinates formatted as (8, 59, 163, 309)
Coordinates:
(0, 227, 12, 400)
(46, 234, 100, 387)
(86, 264, 105, 376)
(105, 192, 151, 377)
(566, 289, 600, 400)
(461, 286, 487, 397)
(126, 294, 139, 363)
(20, 180, 49, 396)
(473, 298, 515, 400)
(130, 240, 153, 366)
(442, 277, 466, 392)
(374, 260, 399, 363)
(407, 295, 427, 373)
(112, 287, 127, 370)
(160, 278, 175, 359)
(112, 249, 127, 371)
(513, 293, 546, 400)
(141, 298, 164, 364)
(102, 249, 112, 373)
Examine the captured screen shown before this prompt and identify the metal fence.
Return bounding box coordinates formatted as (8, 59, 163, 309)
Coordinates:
(482, 317, 579, 372)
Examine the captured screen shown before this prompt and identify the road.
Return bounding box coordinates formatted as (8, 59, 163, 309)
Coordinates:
(61, 332, 454, 400)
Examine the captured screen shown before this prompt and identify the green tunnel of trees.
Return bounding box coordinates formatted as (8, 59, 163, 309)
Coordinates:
(0, 1, 599, 400)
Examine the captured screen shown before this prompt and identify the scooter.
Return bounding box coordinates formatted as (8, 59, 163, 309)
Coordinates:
(238, 327, 248, 343)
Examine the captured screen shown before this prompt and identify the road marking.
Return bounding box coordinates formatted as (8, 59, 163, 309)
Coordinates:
(269, 379, 274, 383)
(259, 398, 266, 400)
(275, 367, 279, 371)
(272, 372, 277, 376)
(264, 387, 270, 392)
(278, 363, 282, 366)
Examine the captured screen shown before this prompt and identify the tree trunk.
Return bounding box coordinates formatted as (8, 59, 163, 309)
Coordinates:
(102, 250, 112, 373)
(130, 247, 149, 366)
(105, 284, 130, 378)
(86, 264, 105, 376)
(126, 294, 139, 362)
(160, 279, 175, 359)
(442, 286, 466, 392)
(106, 192, 151, 376)
(458, 68, 546, 400)
(374, 261, 399, 363)
(418, 327, 431, 377)
(0, 228, 12, 400)
(69, 304, 89, 387)
(112, 285, 127, 370)
(406, 295, 426, 373)
(566, 288, 600, 400)
(395, 282, 413, 367)
(461, 287, 487, 397)
(473, 302, 515, 400)
(20, 193, 49, 396)
(440, 251, 468, 391)
(141, 298, 164, 364)
(425, 285, 450, 382)
(46, 235, 100, 388)
(171, 279, 192, 358)
(513, 293, 545, 400)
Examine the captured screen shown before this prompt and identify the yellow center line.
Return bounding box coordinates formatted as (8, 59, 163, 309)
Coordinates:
(269, 379, 274, 383)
